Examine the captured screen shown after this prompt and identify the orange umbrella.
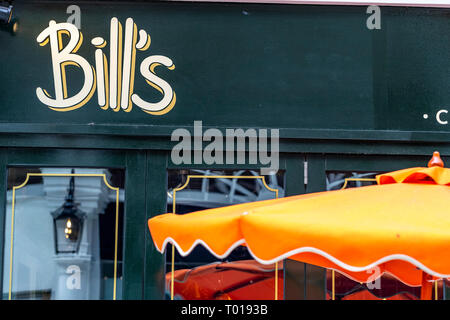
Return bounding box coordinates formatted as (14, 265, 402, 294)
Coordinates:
(165, 260, 431, 300)
(166, 260, 283, 300)
(149, 152, 450, 300)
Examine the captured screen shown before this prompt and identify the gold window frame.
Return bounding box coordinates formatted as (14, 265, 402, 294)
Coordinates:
(170, 174, 280, 300)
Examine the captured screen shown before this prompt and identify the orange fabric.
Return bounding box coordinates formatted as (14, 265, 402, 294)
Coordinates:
(241, 183, 450, 275)
(376, 166, 450, 185)
(148, 167, 450, 286)
(149, 191, 326, 255)
(167, 260, 282, 300)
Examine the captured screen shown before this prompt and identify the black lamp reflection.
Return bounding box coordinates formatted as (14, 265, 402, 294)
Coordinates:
(51, 171, 86, 254)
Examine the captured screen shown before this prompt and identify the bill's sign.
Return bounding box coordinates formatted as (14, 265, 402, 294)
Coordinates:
(36, 17, 176, 115)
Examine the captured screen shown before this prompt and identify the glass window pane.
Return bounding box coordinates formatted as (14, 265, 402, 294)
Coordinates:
(165, 169, 285, 300)
(2, 167, 124, 300)
(326, 171, 380, 191)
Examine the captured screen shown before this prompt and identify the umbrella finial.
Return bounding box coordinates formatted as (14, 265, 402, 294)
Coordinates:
(428, 151, 444, 168)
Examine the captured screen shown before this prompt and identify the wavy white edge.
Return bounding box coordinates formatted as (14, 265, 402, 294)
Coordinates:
(156, 237, 450, 280)
(157, 237, 246, 260)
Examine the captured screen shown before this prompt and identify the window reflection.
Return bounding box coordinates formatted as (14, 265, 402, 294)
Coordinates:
(326, 171, 380, 191)
(166, 169, 285, 300)
(3, 168, 124, 300)
(326, 270, 425, 300)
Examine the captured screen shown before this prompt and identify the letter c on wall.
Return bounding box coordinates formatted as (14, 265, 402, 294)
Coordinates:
(436, 109, 448, 125)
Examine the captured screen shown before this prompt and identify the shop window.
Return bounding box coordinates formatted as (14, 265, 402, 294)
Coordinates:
(3, 168, 124, 300)
(325, 171, 446, 300)
(165, 169, 285, 300)
(326, 171, 380, 191)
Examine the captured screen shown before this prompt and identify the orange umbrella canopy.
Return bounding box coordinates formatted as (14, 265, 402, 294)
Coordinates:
(148, 153, 450, 297)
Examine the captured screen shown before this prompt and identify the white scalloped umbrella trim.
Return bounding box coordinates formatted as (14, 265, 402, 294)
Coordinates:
(155, 237, 450, 280)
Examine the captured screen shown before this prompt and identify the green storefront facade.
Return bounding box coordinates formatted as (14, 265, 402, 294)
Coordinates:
(0, 0, 449, 300)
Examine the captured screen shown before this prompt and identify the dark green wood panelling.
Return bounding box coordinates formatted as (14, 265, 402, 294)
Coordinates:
(0, 2, 448, 140)
(122, 150, 147, 299)
(283, 153, 307, 300)
(3, 134, 450, 158)
(144, 150, 167, 299)
(0, 151, 7, 296)
(325, 154, 441, 171)
(304, 154, 327, 300)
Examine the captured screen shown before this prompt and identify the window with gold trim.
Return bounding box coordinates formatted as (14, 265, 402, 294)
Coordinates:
(165, 169, 285, 300)
(3, 167, 124, 300)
